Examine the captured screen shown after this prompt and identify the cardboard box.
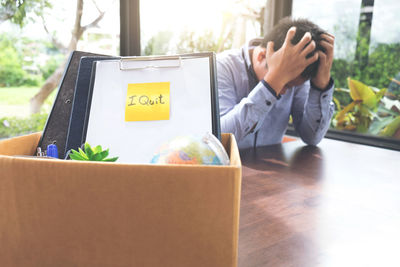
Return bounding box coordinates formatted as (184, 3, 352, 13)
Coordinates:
(0, 133, 241, 267)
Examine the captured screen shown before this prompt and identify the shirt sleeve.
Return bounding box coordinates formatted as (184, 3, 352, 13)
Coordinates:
(218, 62, 279, 142)
(291, 78, 335, 145)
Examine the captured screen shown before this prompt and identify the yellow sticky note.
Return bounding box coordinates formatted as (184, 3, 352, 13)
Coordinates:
(125, 82, 170, 121)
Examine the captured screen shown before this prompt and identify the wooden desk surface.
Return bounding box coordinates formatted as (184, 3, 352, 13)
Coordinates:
(238, 138, 400, 267)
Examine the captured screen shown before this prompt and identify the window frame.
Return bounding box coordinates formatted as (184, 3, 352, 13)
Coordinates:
(120, 0, 141, 56)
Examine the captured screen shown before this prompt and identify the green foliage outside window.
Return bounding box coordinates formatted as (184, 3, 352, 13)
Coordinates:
(39, 54, 63, 80)
(329, 39, 400, 139)
(0, 33, 62, 87)
(0, 0, 51, 27)
(143, 31, 173, 56)
(331, 43, 400, 90)
(175, 30, 233, 54)
(142, 30, 234, 56)
(0, 113, 48, 139)
(0, 35, 26, 87)
(331, 78, 400, 138)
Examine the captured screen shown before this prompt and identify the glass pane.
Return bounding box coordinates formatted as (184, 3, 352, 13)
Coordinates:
(293, 0, 361, 59)
(140, 0, 265, 55)
(0, 0, 120, 139)
(293, 0, 400, 141)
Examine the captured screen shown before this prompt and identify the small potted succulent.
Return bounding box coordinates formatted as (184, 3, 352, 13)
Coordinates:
(69, 143, 118, 162)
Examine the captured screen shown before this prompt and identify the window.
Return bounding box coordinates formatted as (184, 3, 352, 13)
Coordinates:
(0, 0, 119, 139)
(139, 0, 266, 55)
(292, 0, 400, 149)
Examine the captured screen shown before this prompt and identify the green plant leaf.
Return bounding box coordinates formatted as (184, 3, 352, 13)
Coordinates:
(78, 148, 89, 160)
(84, 143, 94, 159)
(98, 149, 109, 160)
(359, 104, 372, 118)
(333, 96, 341, 111)
(376, 88, 387, 102)
(92, 152, 104, 161)
(335, 101, 357, 123)
(356, 112, 371, 133)
(91, 149, 109, 161)
(379, 116, 400, 137)
(103, 157, 119, 162)
(69, 150, 87, 161)
(347, 78, 377, 109)
(369, 116, 394, 135)
(70, 149, 83, 157)
(93, 145, 102, 154)
(377, 106, 399, 117)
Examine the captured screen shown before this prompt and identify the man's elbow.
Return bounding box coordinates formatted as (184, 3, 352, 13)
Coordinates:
(299, 130, 325, 146)
(301, 137, 321, 146)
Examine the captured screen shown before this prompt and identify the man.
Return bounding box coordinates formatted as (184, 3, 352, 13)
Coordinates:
(217, 17, 335, 148)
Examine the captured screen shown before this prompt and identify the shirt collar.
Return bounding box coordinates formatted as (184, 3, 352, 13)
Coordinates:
(241, 42, 259, 90)
(242, 43, 253, 68)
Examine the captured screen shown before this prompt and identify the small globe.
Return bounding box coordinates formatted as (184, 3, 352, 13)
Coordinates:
(151, 133, 229, 165)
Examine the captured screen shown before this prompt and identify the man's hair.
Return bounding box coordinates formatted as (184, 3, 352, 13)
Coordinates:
(261, 17, 326, 79)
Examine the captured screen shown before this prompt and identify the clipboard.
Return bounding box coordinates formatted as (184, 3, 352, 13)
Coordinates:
(82, 52, 221, 164)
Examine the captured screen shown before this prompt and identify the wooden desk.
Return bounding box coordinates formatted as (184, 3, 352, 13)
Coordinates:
(238, 138, 400, 267)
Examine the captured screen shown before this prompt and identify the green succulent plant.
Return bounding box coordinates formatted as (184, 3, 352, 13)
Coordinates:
(69, 143, 118, 162)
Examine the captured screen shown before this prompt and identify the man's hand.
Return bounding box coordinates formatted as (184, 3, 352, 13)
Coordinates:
(311, 33, 335, 89)
(264, 27, 319, 94)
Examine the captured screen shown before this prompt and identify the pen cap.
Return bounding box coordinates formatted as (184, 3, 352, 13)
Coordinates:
(47, 144, 58, 159)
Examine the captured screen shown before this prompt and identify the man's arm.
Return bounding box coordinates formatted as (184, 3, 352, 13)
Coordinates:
(264, 27, 319, 95)
(311, 33, 335, 89)
(218, 61, 279, 142)
(292, 33, 336, 145)
(291, 80, 335, 145)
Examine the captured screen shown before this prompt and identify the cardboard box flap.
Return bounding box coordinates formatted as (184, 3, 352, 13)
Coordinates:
(0, 132, 41, 156)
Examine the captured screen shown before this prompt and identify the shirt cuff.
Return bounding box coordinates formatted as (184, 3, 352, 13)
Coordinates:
(310, 77, 334, 91)
(261, 79, 281, 100)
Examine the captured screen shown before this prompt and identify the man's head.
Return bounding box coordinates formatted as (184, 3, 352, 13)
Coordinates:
(252, 17, 326, 87)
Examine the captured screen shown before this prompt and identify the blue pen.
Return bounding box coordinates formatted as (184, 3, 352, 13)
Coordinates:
(47, 144, 58, 159)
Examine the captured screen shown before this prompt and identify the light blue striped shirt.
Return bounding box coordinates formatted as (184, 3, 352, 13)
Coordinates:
(217, 44, 335, 149)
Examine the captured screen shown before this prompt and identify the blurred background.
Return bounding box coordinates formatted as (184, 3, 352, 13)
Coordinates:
(1, 0, 399, 148)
